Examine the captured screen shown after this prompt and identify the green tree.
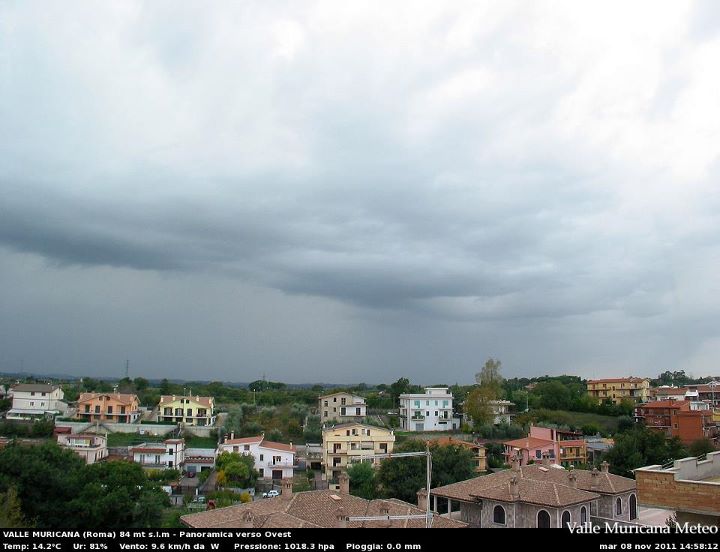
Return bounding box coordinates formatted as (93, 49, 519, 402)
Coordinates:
(603, 427, 688, 477)
(133, 377, 149, 392)
(464, 386, 495, 426)
(0, 487, 28, 528)
(346, 462, 377, 500)
(688, 439, 716, 457)
(377, 440, 475, 503)
(216, 452, 258, 488)
(475, 358, 504, 396)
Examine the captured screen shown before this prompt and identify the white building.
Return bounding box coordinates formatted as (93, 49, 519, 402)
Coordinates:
(490, 400, 514, 425)
(57, 433, 108, 464)
(129, 438, 185, 470)
(399, 387, 459, 431)
(218, 434, 296, 480)
(7, 383, 68, 420)
(318, 392, 367, 424)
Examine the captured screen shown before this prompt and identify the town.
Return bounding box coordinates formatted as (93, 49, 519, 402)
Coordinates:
(1, 363, 718, 529)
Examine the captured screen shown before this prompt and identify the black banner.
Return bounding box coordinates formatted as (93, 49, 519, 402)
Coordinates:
(2, 528, 719, 551)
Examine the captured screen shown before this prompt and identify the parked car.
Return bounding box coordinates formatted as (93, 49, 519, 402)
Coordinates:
(262, 489, 280, 498)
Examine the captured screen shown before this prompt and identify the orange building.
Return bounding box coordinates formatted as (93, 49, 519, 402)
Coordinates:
(634, 399, 717, 445)
(77, 392, 141, 423)
(429, 436, 486, 472)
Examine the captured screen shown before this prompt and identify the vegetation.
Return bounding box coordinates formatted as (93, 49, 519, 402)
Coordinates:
(376, 440, 475, 503)
(0, 419, 55, 438)
(215, 452, 258, 488)
(603, 426, 688, 477)
(0, 442, 169, 528)
(346, 462, 377, 499)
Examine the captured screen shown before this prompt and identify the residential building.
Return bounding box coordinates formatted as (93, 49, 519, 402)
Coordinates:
(181, 475, 466, 528)
(76, 391, 140, 423)
(56, 433, 108, 464)
(157, 395, 215, 426)
(587, 377, 650, 405)
(634, 399, 717, 445)
(431, 455, 637, 528)
(218, 434, 296, 481)
(6, 384, 68, 420)
(322, 423, 395, 482)
(399, 387, 459, 431)
(635, 452, 720, 526)
(650, 383, 720, 407)
(429, 436, 486, 472)
(504, 426, 588, 467)
(129, 438, 185, 470)
(184, 447, 216, 475)
(489, 400, 514, 425)
(318, 392, 367, 424)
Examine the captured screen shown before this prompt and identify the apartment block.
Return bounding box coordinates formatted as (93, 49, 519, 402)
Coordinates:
(399, 387, 459, 431)
(587, 377, 650, 405)
(322, 423, 395, 482)
(318, 392, 367, 424)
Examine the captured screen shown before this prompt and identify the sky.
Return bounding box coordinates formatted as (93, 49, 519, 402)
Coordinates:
(1, 1, 720, 384)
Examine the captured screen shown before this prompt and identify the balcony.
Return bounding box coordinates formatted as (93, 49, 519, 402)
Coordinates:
(264, 461, 294, 468)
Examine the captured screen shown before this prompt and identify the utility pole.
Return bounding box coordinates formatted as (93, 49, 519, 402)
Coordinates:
(125, 360, 129, 379)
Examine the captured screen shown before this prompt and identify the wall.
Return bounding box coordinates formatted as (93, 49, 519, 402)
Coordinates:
(636, 470, 720, 517)
(55, 420, 177, 435)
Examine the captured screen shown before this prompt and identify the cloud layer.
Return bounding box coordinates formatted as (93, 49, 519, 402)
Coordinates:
(2, 1, 720, 382)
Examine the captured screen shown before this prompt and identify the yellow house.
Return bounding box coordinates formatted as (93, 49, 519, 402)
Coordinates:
(322, 422, 395, 482)
(587, 377, 650, 405)
(158, 395, 215, 426)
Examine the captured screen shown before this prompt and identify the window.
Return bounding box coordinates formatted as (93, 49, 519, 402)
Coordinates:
(84, 405, 90, 413)
(95, 405, 100, 413)
(107, 406, 113, 414)
(341, 398, 346, 405)
(616, 498, 622, 516)
(30, 401, 34, 407)
(434, 411, 438, 416)
(493, 505, 506, 525)
(187, 409, 192, 416)
(536, 450, 542, 459)
(168, 449, 173, 454)
(333, 397, 337, 403)
(581, 506, 587, 524)
(356, 407, 361, 415)
(414, 400, 420, 407)
(324, 401, 328, 407)
(233, 446, 239, 452)
(562, 511, 571, 528)
(155, 455, 161, 464)
(260, 454, 264, 461)
(273, 455, 281, 464)
(324, 411, 328, 417)
(31, 392, 35, 396)
(426, 411, 429, 416)
(120, 406, 126, 414)
(346, 430, 350, 436)
(537, 510, 551, 528)
(244, 445, 250, 451)
(629, 494, 637, 520)
(426, 400, 429, 406)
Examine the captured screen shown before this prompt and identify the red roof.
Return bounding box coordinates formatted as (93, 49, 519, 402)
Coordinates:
(221, 435, 295, 453)
(223, 436, 264, 446)
(639, 400, 689, 410)
(261, 440, 296, 453)
(504, 437, 555, 450)
(559, 439, 586, 447)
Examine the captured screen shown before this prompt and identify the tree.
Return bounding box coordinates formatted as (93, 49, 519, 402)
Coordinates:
(377, 440, 475, 503)
(531, 380, 572, 410)
(389, 378, 411, 407)
(346, 462, 377, 500)
(603, 427, 688, 477)
(688, 439, 716, 457)
(133, 377, 149, 392)
(464, 386, 496, 426)
(216, 452, 258, 488)
(475, 358, 503, 396)
(0, 487, 28, 528)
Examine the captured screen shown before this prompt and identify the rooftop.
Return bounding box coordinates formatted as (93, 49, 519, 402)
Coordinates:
(181, 489, 466, 528)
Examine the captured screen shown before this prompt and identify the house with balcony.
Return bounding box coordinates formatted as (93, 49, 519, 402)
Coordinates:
(57, 433, 108, 464)
(587, 377, 650, 405)
(217, 434, 296, 480)
(318, 392, 367, 424)
(76, 391, 140, 423)
(635, 452, 720, 526)
(634, 399, 717, 445)
(6, 383, 68, 420)
(399, 387, 459, 431)
(157, 395, 215, 426)
(322, 423, 395, 482)
(129, 438, 185, 470)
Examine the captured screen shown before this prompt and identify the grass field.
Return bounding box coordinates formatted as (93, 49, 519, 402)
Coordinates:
(106, 432, 164, 446)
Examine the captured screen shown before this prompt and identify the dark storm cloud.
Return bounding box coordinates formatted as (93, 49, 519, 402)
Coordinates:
(1, 1, 719, 381)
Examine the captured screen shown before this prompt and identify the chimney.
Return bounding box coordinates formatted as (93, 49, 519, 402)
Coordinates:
(512, 453, 521, 472)
(590, 466, 600, 490)
(379, 505, 392, 528)
(338, 472, 350, 494)
(335, 507, 347, 528)
(240, 510, 254, 528)
(281, 478, 293, 499)
(542, 452, 551, 467)
(509, 475, 520, 500)
(567, 466, 577, 488)
(416, 489, 428, 511)
(601, 461, 609, 473)
(230, 432, 235, 441)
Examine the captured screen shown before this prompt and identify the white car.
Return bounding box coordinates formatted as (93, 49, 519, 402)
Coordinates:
(263, 489, 280, 498)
